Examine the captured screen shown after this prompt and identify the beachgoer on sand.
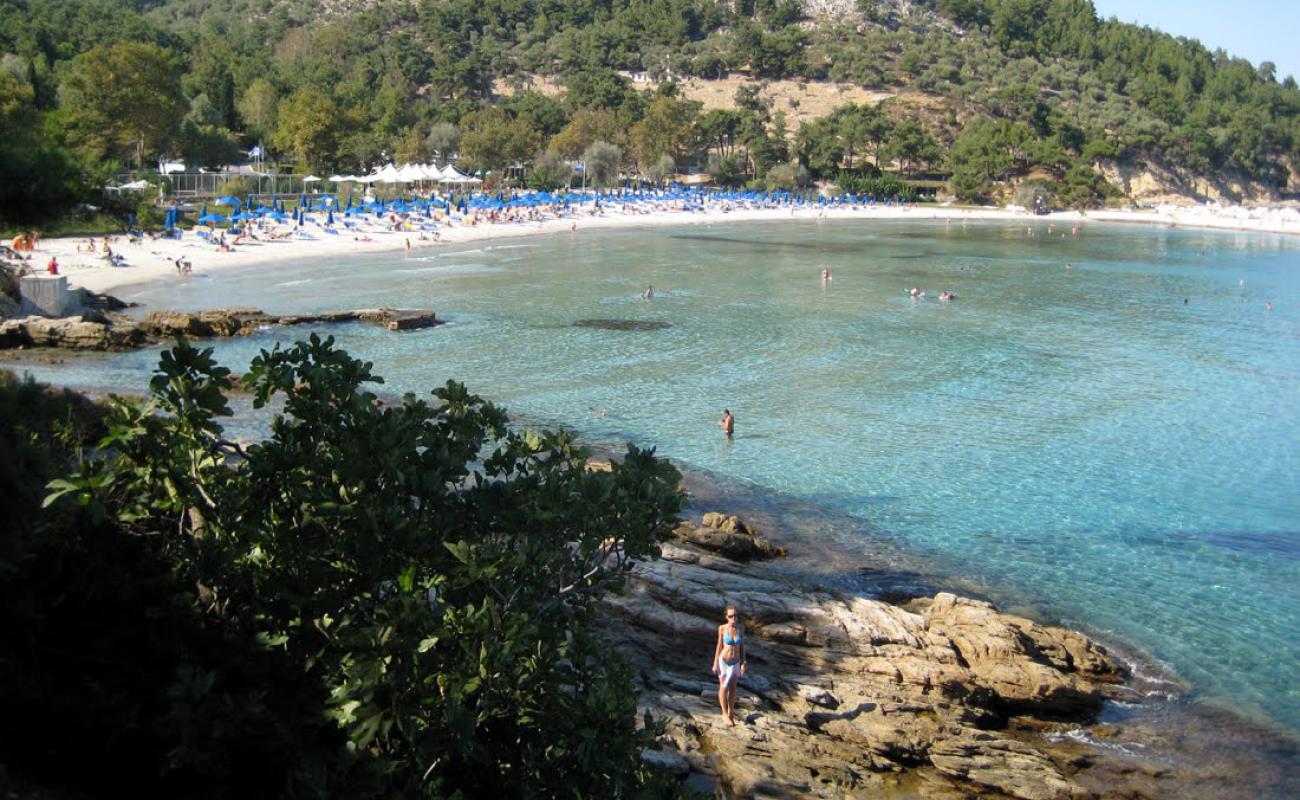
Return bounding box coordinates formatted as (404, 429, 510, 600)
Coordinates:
(711, 605, 747, 727)
(47, 256, 58, 275)
(719, 409, 734, 438)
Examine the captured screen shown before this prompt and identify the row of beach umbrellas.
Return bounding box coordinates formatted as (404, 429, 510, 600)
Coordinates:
(165, 186, 907, 228)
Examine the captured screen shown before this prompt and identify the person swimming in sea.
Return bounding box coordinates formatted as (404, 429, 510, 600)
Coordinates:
(711, 604, 747, 726)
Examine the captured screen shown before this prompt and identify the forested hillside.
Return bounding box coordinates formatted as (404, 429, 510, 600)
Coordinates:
(1, 0, 1297, 224)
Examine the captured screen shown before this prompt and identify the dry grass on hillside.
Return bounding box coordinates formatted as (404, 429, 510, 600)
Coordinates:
(676, 77, 895, 126)
(494, 74, 897, 126)
(492, 73, 971, 147)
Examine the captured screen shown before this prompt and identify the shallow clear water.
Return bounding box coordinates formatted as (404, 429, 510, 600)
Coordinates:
(12, 219, 1300, 734)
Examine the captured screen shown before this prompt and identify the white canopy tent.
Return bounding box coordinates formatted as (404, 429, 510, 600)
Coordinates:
(439, 165, 481, 184)
(373, 163, 403, 183)
(349, 162, 481, 187)
(395, 163, 426, 182)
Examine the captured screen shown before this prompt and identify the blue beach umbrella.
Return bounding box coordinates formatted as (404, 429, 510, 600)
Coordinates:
(215, 195, 241, 208)
(326, 209, 335, 225)
(198, 213, 228, 224)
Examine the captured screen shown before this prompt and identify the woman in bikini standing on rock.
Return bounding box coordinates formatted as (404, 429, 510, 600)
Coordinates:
(711, 604, 747, 726)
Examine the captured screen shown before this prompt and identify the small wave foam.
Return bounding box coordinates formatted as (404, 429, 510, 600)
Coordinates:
(276, 279, 312, 287)
(395, 263, 501, 275)
(1043, 728, 1146, 757)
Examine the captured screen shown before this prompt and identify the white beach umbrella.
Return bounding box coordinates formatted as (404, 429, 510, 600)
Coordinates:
(440, 165, 473, 183)
(396, 163, 425, 182)
(375, 163, 403, 183)
(302, 175, 322, 183)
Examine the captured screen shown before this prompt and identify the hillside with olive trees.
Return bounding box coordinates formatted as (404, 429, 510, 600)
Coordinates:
(1, 0, 1297, 225)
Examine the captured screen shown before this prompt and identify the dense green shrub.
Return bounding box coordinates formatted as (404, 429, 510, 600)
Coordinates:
(2, 0, 1298, 210)
(8, 337, 689, 798)
(834, 170, 917, 200)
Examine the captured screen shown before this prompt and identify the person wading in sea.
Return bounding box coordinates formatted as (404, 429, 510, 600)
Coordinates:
(719, 409, 734, 438)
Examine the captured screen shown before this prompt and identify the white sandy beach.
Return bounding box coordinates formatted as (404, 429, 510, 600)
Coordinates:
(23, 201, 1300, 297)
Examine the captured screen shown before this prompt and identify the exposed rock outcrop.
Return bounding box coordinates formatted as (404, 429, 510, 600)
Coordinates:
(0, 307, 441, 351)
(1093, 158, 1284, 206)
(672, 513, 786, 561)
(601, 535, 1127, 799)
(0, 314, 147, 350)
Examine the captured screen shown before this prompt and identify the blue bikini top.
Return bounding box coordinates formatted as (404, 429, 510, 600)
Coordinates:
(723, 626, 743, 646)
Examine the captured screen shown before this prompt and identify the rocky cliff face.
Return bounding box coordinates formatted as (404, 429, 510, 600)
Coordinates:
(1093, 158, 1294, 207)
(601, 523, 1134, 799)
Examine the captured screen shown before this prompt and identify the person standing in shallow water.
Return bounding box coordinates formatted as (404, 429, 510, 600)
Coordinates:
(712, 605, 747, 726)
(719, 409, 734, 438)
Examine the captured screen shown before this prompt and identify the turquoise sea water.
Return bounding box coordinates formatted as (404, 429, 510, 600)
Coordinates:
(11, 219, 1300, 735)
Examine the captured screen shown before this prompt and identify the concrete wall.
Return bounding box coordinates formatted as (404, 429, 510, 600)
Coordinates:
(20, 275, 69, 317)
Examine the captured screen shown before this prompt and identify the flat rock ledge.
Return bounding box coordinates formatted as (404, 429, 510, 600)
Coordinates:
(0, 306, 440, 351)
(601, 532, 1128, 799)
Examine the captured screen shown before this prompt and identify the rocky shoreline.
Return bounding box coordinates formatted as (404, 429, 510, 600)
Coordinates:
(604, 512, 1295, 799)
(0, 303, 441, 351)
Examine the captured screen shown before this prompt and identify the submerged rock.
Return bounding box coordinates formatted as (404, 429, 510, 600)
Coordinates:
(573, 318, 671, 331)
(600, 528, 1128, 799)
